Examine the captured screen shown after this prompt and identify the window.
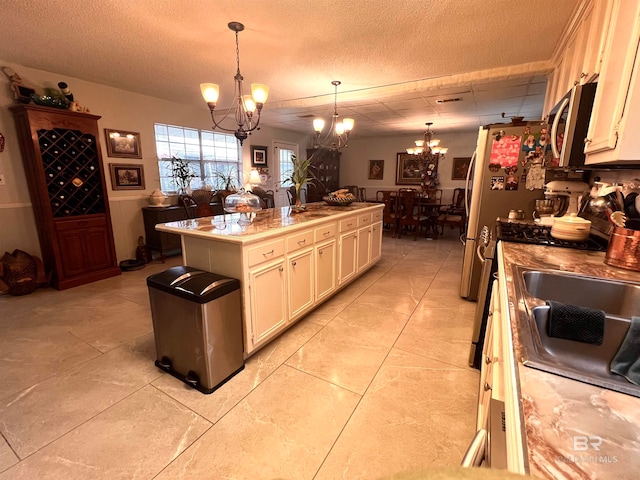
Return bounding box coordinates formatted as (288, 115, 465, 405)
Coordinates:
(154, 123, 242, 192)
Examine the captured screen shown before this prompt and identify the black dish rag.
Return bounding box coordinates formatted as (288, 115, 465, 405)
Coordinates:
(611, 316, 640, 385)
(546, 300, 605, 345)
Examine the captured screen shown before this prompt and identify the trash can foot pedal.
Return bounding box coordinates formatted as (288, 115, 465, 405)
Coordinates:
(154, 359, 245, 395)
(157, 356, 172, 369)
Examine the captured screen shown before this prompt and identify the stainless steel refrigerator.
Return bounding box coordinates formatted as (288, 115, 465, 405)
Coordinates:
(460, 122, 547, 301)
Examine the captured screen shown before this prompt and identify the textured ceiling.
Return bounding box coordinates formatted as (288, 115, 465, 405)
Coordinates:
(0, 0, 581, 137)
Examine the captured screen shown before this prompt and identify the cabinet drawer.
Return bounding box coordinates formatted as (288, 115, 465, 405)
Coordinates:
(247, 238, 285, 267)
(357, 213, 372, 227)
(287, 230, 314, 253)
(339, 216, 358, 232)
(372, 209, 383, 223)
(314, 223, 336, 242)
(54, 216, 106, 232)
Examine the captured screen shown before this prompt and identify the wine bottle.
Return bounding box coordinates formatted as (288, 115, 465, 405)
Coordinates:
(57, 82, 74, 102)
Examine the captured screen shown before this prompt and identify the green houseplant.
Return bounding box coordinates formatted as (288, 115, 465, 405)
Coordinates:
(170, 156, 197, 194)
(283, 154, 315, 210)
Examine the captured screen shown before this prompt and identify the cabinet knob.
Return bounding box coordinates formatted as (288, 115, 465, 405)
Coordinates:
(484, 382, 492, 392)
(297, 239, 306, 245)
(319, 250, 323, 255)
(279, 266, 284, 272)
(485, 356, 492, 365)
(292, 261, 297, 266)
(263, 249, 274, 257)
(584, 138, 592, 144)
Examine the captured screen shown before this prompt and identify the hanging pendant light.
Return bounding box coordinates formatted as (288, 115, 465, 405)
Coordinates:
(406, 122, 448, 161)
(200, 22, 269, 145)
(312, 81, 354, 151)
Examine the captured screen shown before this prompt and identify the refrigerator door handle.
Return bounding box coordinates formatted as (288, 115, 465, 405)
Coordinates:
(465, 150, 476, 219)
(551, 97, 569, 160)
(476, 243, 486, 263)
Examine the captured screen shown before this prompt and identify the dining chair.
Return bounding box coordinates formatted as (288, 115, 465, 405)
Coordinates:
(286, 185, 297, 205)
(252, 186, 275, 208)
(380, 191, 401, 236)
(397, 190, 429, 240)
(358, 187, 367, 202)
(180, 189, 217, 218)
(438, 188, 467, 236)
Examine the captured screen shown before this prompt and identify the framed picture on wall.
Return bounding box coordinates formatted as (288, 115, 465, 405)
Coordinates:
(368, 160, 384, 180)
(104, 129, 142, 159)
(452, 157, 471, 180)
(109, 163, 145, 190)
(396, 152, 435, 185)
(251, 145, 268, 167)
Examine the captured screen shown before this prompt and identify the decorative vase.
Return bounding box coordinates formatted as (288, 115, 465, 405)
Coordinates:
(291, 184, 306, 213)
(149, 189, 167, 206)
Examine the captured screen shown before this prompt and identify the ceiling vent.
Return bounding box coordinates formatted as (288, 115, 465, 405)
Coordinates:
(435, 97, 462, 104)
(298, 114, 315, 119)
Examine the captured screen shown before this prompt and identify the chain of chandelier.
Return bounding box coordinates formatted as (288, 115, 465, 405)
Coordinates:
(406, 122, 448, 162)
(200, 22, 269, 145)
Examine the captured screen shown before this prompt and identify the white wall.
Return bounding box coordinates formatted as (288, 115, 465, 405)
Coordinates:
(0, 59, 310, 262)
(339, 131, 478, 201)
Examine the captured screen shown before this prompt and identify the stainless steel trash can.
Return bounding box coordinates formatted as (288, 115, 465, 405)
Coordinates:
(147, 266, 244, 394)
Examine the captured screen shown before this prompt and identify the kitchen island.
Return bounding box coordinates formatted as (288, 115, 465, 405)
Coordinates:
(156, 202, 384, 356)
(493, 242, 640, 479)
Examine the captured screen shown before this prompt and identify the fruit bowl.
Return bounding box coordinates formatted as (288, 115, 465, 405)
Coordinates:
(323, 195, 355, 206)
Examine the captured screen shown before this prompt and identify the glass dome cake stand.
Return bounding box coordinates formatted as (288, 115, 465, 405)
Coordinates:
(224, 190, 262, 225)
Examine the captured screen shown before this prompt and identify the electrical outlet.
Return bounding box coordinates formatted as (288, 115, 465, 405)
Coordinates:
(0, 175, 5, 186)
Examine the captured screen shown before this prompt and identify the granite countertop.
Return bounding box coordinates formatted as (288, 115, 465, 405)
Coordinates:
(155, 202, 383, 245)
(499, 242, 640, 480)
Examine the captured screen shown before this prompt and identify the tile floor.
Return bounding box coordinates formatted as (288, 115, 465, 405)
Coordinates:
(0, 230, 480, 479)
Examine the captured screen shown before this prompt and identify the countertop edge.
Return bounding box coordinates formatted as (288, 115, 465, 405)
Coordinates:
(499, 241, 640, 480)
(155, 202, 383, 245)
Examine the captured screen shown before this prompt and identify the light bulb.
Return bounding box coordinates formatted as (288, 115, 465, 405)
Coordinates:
(200, 83, 220, 104)
(415, 140, 425, 147)
(342, 118, 354, 132)
(243, 95, 256, 113)
(335, 123, 345, 135)
(251, 84, 269, 104)
(313, 118, 325, 133)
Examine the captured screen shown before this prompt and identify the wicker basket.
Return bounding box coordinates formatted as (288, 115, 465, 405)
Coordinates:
(1, 250, 37, 296)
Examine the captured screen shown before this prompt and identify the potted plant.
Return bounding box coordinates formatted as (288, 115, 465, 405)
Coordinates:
(283, 154, 315, 211)
(170, 156, 197, 195)
(212, 168, 239, 194)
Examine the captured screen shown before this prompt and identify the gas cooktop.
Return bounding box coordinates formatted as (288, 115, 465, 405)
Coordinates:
(495, 218, 608, 251)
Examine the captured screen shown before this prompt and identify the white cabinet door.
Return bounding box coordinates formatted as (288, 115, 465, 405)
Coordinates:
(338, 230, 358, 285)
(315, 240, 336, 302)
(585, 0, 640, 163)
(357, 225, 372, 272)
(288, 248, 314, 321)
(371, 222, 383, 263)
(248, 259, 287, 349)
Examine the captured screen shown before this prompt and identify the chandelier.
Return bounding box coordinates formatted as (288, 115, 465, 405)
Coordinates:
(200, 22, 269, 145)
(312, 81, 354, 151)
(406, 122, 447, 162)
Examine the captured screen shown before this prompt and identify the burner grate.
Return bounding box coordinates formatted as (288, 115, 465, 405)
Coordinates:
(495, 219, 607, 251)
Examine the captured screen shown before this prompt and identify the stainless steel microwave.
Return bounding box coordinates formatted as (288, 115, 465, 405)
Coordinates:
(546, 82, 597, 167)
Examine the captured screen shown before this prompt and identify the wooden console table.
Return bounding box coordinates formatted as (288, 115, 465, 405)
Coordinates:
(142, 204, 223, 261)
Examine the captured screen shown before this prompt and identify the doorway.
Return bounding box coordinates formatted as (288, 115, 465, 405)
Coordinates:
(272, 141, 299, 208)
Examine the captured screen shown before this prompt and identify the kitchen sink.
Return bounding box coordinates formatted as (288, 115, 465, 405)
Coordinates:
(513, 266, 640, 397)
